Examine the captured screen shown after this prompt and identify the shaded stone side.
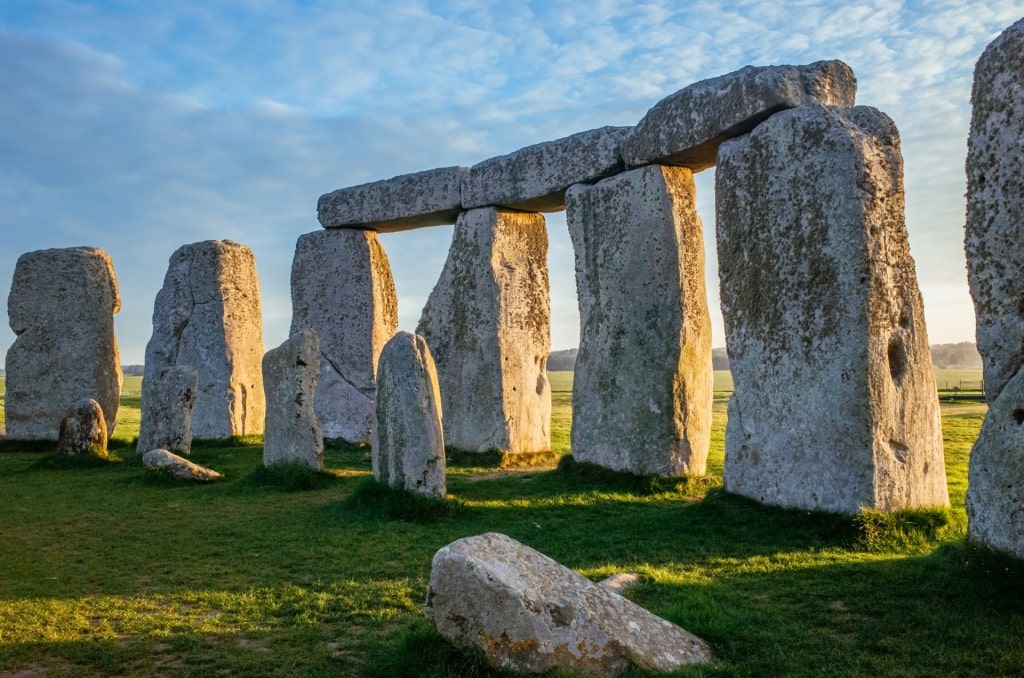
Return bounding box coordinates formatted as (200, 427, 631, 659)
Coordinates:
(621, 60, 856, 171)
(373, 331, 446, 499)
(263, 329, 323, 470)
(137, 365, 198, 456)
(566, 165, 712, 476)
(57, 398, 108, 457)
(417, 207, 551, 454)
(964, 17, 1024, 559)
(317, 166, 467, 232)
(143, 240, 266, 439)
(461, 126, 631, 212)
(716, 104, 947, 515)
(5, 246, 122, 440)
(290, 229, 399, 443)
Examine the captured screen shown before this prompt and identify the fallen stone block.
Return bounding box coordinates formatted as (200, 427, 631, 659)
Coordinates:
(461, 126, 631, 212)
(317, 166, 467, 232)
(57, 398, 108, 457)
(142, 448, 223, 482)
(263, 329, 323, 470)
(424, 532, 712, 676)
(621, 60, 857, 170)
(137, 365, 198, 456)
(373, 331, 446, 499)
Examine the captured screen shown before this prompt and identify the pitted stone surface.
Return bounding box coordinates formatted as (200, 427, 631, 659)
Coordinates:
(373, 331, 446, 499)
(5, 246, 122, 440)
(424, 533, 712, 676)
(621, 60, 857, 171)
(143, 448, 222, 482)
(567, 165, 712, 476)
(716, 104, 948, 515)
(143, 240, 265, 439)
(57, 398, 108, 457)
(317, 166, 467, 232)
(965, 17, 1024, 404)
(290, 229, 398, 443)
(137, 366, 198, 456)
(964, 17, 1024, 559)
(417, 207, 551, 454)
(263, 329, 323, 470)
(461, 126, 631, 212)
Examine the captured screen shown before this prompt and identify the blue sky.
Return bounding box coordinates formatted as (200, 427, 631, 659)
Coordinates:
(1, 0, 1020, 364)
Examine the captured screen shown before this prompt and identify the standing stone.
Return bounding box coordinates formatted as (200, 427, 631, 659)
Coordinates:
(716, 104, 948, 514)
(5, 247, 122, 440)
(424, 533, 712, 676)
(566, 165, 712, 476)
(964, 17, 1024, 559)
(144, 240, 265, 439)
(137, 366, 198, 456)
(373, 331, 446, 499)
(262, 329, 323, 470)
(290, 229, 398, 443)
(417, 207, 551, 454)
(56, 398, 108, 457)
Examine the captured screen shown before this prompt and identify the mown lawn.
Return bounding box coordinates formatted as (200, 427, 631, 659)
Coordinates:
(0, 372, 1021, 676)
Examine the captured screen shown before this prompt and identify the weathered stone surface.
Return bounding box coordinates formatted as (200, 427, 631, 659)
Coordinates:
(317, 166, 467, 232)
(965, 17, 1024, 405)
(262, 329, 323, 470)
(137, 366, 198, 456)
(566, 165, 712, 476)
(716, 104, 948, 514)
(964, 17, 1024, 559)
(290, 229, 398, 443)
(417, 207, 551, 454)
(461, 127, 631, 212)
(57, 398, 108, 457)
(5, 246, 122, 440)
(142, 448, 223, 482)
(144, 240, 265, 439)
(621, 60, 857, 171)
(373, 331, 446, 498)
(424, 533, 712, 676)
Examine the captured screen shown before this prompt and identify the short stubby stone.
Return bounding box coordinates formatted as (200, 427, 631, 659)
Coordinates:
(424, 533, 712, 676)
(417, 207, 551, 455)
(262, 329, 323, 470)
(57, 398, 108, 457)
(317, 166, 467, 232)
(621, 60, 857, 171)
(373, 331, 446, 499)
(964, 17, 1024, 559)
(5, 246, 122, 440)
(716, 104, 948, 515)
(965, 16, 1024, 404)
(142, 448, 222, 482)
(461, 126, 631, 212)
(289, 229, 398, 443)
(137, 365, 198, 456)
(143, 240, 266, 440)
(567, 165, 712, 477)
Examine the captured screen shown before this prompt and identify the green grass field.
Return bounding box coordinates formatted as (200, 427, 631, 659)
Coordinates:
(1, 369, 1021, 676)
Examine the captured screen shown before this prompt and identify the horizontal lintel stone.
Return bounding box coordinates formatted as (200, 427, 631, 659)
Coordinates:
(621, 60, 857, 171)
(317, 166, 468, 233)
(461, 126, 632, 212)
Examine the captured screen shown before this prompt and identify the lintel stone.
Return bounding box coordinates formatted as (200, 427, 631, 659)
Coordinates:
(461, 126, 631, 212)
(317, 166, 467, 232)
(621, 60, 857, 171)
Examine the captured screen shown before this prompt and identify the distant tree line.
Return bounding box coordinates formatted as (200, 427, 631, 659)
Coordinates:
(546, 342, 983, 372)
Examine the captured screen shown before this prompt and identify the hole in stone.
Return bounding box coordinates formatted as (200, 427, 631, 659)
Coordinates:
(1013, 409, 1024, 425)
(887, 335, 907, 382)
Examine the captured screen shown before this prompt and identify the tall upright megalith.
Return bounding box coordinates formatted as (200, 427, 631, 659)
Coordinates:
(566, 165, 712, 476)
(290, 229, 398, 443)
(263, 329, 323, 470)
(716, 104, 948, 514)
(417, 207, 551, 454)
(964, 17, 1024, 559)
(144, 240, 265, 439)
(5, 247, 122, 440)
